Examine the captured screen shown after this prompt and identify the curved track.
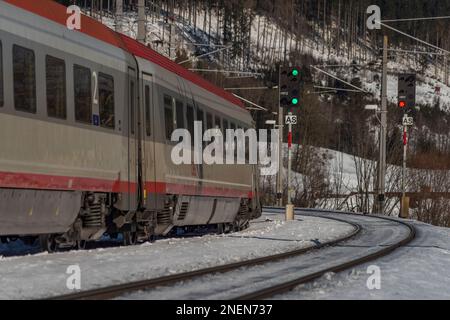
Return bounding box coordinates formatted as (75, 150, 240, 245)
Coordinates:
(48, 209, 415, 300)
(233, 209, 415, 299)
(48, 212, 360, 300)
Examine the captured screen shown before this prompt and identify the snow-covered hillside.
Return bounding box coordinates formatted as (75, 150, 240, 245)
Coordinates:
(95, 9, 450, 112)
(88, 7, 449, 223)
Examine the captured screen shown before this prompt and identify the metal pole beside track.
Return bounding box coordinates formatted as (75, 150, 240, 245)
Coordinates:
(276, 67, 284, 207)
(286, 112, 294, 221)
(137, 0, 146, 43)
(115, 0, 123, 32)
(378, 35, 388, 214)
(400, 122, 410, 218)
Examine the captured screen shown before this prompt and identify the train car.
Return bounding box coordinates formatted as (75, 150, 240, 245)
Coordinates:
(0, 0, 261, 251)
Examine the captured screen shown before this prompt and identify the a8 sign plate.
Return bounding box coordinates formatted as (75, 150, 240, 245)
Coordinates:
(285, 115, 298, 125)
(402, 116, 414, 127)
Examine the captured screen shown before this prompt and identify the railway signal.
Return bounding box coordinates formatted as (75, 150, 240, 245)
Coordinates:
(398, 73, 416, 113)
(280, 66, 302, 108)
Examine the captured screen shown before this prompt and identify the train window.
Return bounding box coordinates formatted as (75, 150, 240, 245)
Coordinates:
(46, 55, 67, 119)
(215, 116, 221, 131)
(223, 119, 229, 131)
(98, 73, 115, 129)
(206, 113, 213, 130)
(176, 100, 184, 129)
(145, 85, 151, 136)
(164, 95, 174, 140)
(197, 108, 204, 130)
(74, 64, 92, 124)
(130, 80, 135, 134)
(230, 123, 237, 158)
(0, 41, 3, 107)
(186, 104, 195, 142)
(13, 45, 36, 113)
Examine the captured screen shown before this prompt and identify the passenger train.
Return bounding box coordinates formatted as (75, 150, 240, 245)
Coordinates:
(0, 0, 261, 251)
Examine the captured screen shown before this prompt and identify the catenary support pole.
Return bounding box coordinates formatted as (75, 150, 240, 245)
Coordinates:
(137, 0, 146, 43)
(115, 0, 123, 32)
(378, 35, 388, 214)
(277, 68, 284, 207)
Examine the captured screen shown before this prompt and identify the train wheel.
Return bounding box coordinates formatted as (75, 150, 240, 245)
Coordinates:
(147, 234, 156, 243)
(233, 220, 249, 232)
(76, 240, 87, 250)
(39, 234, 58, 253)
(123, 231, 137, 246)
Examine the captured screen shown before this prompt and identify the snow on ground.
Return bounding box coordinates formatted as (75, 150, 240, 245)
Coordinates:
(260, 144, 365, 194)
(276, 219, 450, 300)
(0, 212, 353, 299)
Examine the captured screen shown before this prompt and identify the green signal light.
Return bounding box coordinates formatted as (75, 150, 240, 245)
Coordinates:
(292, 98, 299, 105)
(292, 69, 299, 76)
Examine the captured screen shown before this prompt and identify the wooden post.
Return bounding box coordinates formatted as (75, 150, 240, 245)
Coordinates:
(445, 54, 449, 86)
(400, 196, 410, 219)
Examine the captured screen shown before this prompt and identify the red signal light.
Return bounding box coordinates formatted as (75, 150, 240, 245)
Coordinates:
(398, 101, 406, 108)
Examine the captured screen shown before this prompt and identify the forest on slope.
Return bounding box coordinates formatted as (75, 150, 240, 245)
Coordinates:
(59, 0, 450, 225)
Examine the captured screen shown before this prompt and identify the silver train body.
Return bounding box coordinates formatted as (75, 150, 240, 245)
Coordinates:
(0, 0, 261, 248)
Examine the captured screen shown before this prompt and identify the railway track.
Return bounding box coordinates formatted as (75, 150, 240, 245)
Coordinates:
(233, 208, 416, 300)
(48, 209, 415, 300)
(48, 212, 360, 300)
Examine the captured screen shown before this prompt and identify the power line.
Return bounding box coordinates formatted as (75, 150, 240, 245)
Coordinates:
(314, 86, 364, 93)
(224, 86, 278, 91)
(377, 21, 450, 55)
(386, 48, 445, 56)
(312, 63, 374, 68)
(381, 16, 450, 23)
(310, 90, 338, 95)
(188, 43, 228, 48)
(226, 75, 257, 79)
(232, 94, 268, 112)
(179, 45, 232, 65)
(189, 69, 263, 76)
(311, 66, 370, 94)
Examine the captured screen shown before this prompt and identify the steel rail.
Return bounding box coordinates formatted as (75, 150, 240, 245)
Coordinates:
(47, 213, 360, 300)
(232, 208, 416, 300)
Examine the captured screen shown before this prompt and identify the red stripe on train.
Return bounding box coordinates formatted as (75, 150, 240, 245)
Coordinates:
(0, 171, 252, 198)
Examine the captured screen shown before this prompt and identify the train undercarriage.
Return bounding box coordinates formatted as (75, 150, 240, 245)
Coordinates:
(0, 190, 261, 252)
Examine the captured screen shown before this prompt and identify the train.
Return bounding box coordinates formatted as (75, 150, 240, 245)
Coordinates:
(0, 0, 261, 251)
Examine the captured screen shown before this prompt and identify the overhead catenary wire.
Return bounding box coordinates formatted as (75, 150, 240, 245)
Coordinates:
(224, 86, 278, 91)
(381, 16, 450, 23)
(314, 86, 364, 93)
(311, 66, 370, 94)
(377, 21, 450, 55)
(189, 69, 263, 76)
(386, 48, 446, 56)
(178, 45, 233, 65)
(232, 93, 268, 112)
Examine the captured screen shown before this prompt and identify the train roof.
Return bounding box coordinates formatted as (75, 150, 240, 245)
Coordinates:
(4, 0, 246, 110)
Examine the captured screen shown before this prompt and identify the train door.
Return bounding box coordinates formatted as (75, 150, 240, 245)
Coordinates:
(141, 73, 157, 209)
(128, 67, 139, 210)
